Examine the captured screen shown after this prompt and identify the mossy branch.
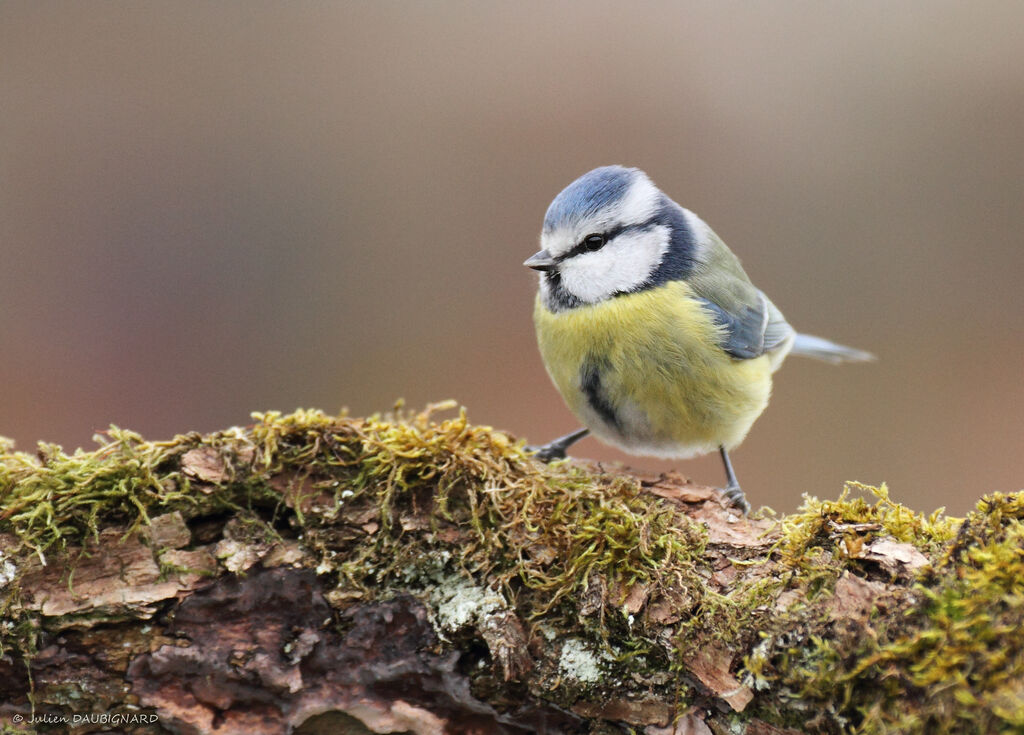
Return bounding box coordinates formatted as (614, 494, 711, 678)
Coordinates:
(0, 404, 1020, 734)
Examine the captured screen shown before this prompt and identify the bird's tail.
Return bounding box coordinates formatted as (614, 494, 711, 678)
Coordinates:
(790, 333, 875, 364)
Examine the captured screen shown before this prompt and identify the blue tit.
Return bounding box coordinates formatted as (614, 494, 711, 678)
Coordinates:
(525, 165, 873, 514)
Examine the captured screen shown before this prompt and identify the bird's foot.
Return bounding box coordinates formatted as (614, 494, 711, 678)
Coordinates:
(526, 428, 590, 463)
(526, 440, 570, 462)
(722, 483, 751, 516)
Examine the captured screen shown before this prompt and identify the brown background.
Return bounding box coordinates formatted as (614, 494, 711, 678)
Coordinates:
(2, 3, 1022, 514)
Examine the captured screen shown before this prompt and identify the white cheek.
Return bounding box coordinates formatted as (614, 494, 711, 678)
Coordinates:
(558, 226, 669, 304)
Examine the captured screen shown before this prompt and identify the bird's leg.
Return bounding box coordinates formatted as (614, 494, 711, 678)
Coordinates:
(719, 446, 751, 515)
(528, 428, 590, 462)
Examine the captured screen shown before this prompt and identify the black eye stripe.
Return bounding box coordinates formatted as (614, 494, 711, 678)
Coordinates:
(559, 222, 650, 261)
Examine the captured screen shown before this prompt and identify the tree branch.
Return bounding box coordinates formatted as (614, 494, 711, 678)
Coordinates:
(0, 406, 1020, 735)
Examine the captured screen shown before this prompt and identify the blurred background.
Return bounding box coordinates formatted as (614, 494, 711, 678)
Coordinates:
(2, 2, 1022, 514)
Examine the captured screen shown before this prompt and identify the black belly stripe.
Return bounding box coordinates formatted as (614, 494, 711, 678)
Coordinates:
(580, 360, 621, 432)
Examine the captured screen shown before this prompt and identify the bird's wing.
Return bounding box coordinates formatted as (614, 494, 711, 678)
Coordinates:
(687, 230, 795, 360)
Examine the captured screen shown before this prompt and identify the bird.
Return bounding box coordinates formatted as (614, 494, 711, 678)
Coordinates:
(524, 165, 873, 514)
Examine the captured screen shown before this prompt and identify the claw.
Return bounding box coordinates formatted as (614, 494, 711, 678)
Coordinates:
(722, 484, 751, 515)
(527, 443, 568, 462)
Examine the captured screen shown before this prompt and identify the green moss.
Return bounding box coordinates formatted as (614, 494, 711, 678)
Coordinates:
(777, 482, 958, 564)
(853, 493, 1024, 733)
(0, 405, 708, 693)
(0, 426, 273, 561)
(749, 489, 1024, 734)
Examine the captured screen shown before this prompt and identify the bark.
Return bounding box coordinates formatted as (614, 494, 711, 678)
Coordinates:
(0, 411, 1019, 735)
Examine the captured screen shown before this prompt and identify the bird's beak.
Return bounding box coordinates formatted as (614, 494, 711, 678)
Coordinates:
(524, 249, 557, 271)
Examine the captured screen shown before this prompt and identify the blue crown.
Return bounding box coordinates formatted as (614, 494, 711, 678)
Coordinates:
(543, 166, 637, 232)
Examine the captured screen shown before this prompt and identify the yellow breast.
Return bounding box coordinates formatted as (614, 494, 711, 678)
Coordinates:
(533, 281, 773, 458)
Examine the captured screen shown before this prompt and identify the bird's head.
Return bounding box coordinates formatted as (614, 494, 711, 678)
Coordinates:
(526, 166, 701, 310)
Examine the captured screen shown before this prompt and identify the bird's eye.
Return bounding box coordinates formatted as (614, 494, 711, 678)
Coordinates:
(583, 233, 606, 251)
